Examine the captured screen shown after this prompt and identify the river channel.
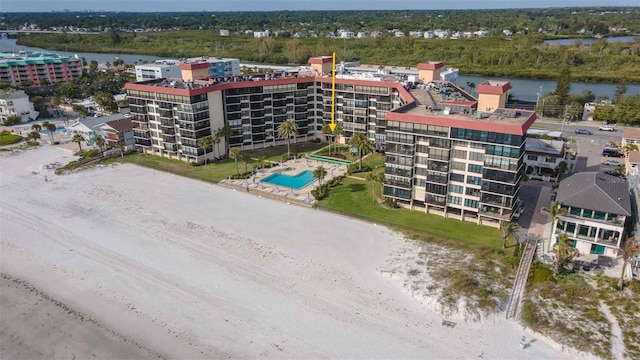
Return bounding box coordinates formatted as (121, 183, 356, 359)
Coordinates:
(2, 38, 638, 99)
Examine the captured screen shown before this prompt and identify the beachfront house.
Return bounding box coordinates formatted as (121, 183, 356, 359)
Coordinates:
(0, 89, 39, 124)
(99, 117, 135, 151)
(68, 114, 129, 146)
(550, 172, 631, 258)
(524, 137, 566, 181)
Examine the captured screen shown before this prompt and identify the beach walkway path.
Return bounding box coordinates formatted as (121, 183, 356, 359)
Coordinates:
(505, 236, 537, 320)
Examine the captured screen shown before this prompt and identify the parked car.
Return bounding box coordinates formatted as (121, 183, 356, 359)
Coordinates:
(603, 159, 623, 167)
(604, 169, 625, 178)
(599, 125, 615, 131)
(511, 200, 525, 220)
(574, 128, 592, 135)
(602, 148, 624, 157)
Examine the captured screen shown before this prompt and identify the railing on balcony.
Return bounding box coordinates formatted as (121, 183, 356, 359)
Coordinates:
(385, 180, 412, 189)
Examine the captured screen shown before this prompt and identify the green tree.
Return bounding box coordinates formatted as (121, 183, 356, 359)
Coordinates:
(94, 135, 106, 156)
(277, 119, 299, 156)
(229, 148, 241, 175)
(623, 142, 639, 157)
(618, 239, 640, 291)
(365, 172, 384, 203)
(197, 135, 212, 164)
(313, 166, 327, 187)
(500, 220, 518, 249)
(72, 133, 84, 152)
(332, 122, 344, 155)
(3, 114, 21, 125)
(95, 92, 118, 114)
(31, 123, 42, 132)
(540, 200, 568, 253)
(321, 123, 334, 155)
(89, 60, 99, 73)
(613, 84, 627, 104)
(349, 132, 374, 170)
(26, 130, 41, 143)
(118, 142, 126, 158)
(44, 121, 57, 144)
(211, 131, 221, 160)
(552, 233, 577, 278)
(554, 66, 571, 106)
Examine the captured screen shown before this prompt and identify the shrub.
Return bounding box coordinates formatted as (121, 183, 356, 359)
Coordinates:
(347, 164, 372, 174)
(2, 115, 21, 126)
(83, 149, 100, 158)
(383, 197, 400, 208)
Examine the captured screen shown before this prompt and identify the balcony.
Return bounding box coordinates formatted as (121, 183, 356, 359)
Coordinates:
(385, 179, 412, 189)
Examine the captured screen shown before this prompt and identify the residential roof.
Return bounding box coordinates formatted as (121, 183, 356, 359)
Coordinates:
(623, 127, 640, 141)
(525, 138, 564, 156)
(628, 151, 640, 164)
(308, 56, 333, 64)
(417, 61, 444, 70)
(78, 114, 126, 132)
(556, 172, 631, 216)
(0, 89, 29, 100)
(476, 80, 512, 94)
(103, 118, 132, 132)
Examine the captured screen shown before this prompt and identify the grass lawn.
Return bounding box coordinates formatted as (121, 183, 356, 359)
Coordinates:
(104, 142, 330, 183)
(319, 177, 502, 250)
(350, 153, 385, 179)
(0, 132, 23, 146)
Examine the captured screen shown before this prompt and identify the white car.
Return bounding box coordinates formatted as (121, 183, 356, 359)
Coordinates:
(599, 125, 615, 131)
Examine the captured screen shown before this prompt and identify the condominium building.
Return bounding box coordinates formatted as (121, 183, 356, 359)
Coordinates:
(0, 89, 39, 123)
(0, 52, 83, 87)
(135, 60, 182, 82)
(124, 57, 535, 226)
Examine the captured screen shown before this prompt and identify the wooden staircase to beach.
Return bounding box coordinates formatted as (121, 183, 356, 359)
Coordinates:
(505, 237, 538, 320)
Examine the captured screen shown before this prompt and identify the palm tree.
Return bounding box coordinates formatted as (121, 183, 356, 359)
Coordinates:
(218, 125, 231, 155)
(500, 220, 518, 249)
(257, 156, 266, 170)
(26, 130, 41, 143)
(332, 122, 344, 156)
(94, 135, 106, 156)
(118, 142, 126, 158)
(314, 166, 327, 187)
(229, 148, 241, 175)
(321, 123, 334, 155)
(540, 200, 568, 254)
(72, 133, 84, 152)
(618, 239, 640, 291)
(277, 119, 298, 157)
(44, 122, 57, 144)
(349, 132, 374, 170)
(211, 131, 221, 160)
(622, 142, 639, 157)
(552, 233, 577, 278)
(197, 135, 212, 164)
(31, 123, 42, 132)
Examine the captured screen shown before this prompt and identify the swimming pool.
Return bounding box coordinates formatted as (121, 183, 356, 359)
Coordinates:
(261, 170, 315, 190)
(39, 126, 66, 134)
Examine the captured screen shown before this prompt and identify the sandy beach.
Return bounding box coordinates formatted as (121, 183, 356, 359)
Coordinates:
(1, 146, 589, 359)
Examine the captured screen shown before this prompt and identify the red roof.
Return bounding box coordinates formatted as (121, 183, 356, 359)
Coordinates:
(417, 62, 444, 70)
(104, 118, 133, 132)
(476, 80, 512, 94)
(308, 56, 333, 64)
(178, 62, 209, 70)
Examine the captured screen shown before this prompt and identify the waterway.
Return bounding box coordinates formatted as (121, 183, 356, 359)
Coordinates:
(2, 38, 638, 99)
(544, 35, 637, 46)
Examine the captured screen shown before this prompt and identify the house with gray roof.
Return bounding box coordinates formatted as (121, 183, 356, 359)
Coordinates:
(524, 137, 565, 181)
(551, 172, 631, 258)
(68, 114, 127, 146)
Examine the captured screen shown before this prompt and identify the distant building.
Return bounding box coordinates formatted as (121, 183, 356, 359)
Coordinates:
(0, 89, 39, 124)
(219, 29, 230, 36)
(135, 57, 240, 82)
(254, 30, 269, 38)
(622, 127, 640, 175)
(394, 31, 405, 37)
(135, 60, 182, 82)
(0, 52, 83, 87)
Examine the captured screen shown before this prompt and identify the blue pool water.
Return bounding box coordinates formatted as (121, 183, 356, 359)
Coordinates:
(261, 170, 315, 189)
(39, 126, 66, 134)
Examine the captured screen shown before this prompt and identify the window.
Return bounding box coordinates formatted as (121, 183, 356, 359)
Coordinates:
(468, 164, 483, 174)
(464, 199, 479, 208)
(527, 155, 538, 161)
(467, 176, 481, 185)
(451, 161, 465, 171)
(469, 152, 484, 162)
(448, 195, 462, 205)
(452, 149, 467, 159)
(450, 173, 465, 183)
(590, 244, 605, 255)
(449, 184, 463, 194)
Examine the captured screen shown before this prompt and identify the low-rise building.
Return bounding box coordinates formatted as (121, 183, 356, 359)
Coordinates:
(99, 117, 135, 150)
(219, 29, 230, 36)
(551, 172, 631, 258)
(135, 60, 182, 82)
(524, 137, 566, 181)
(0, 89, 39, 124)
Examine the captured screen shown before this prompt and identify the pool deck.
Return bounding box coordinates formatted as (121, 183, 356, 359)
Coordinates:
(219, 157, 349, 207)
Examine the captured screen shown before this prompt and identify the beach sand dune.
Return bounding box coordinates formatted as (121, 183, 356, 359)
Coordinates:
(0, 147, 586, 359)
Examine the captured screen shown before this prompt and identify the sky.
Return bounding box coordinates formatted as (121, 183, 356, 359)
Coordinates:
(1, 0, 638, 12)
